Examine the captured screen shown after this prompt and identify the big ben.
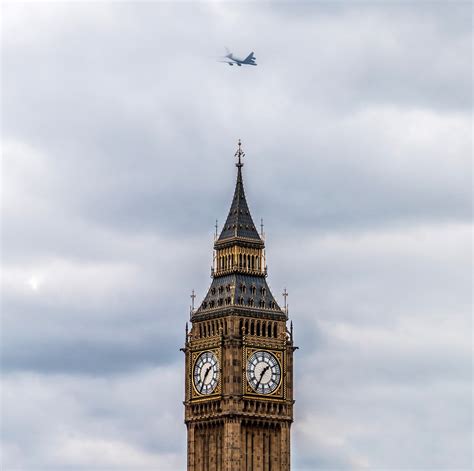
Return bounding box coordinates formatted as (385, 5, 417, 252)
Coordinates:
(183, 141, 296, 471)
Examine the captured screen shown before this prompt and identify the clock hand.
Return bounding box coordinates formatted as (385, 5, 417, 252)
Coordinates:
(200, 366, 212, 392)
(203, 366, 212, 380)
(255, 365, 270, 389)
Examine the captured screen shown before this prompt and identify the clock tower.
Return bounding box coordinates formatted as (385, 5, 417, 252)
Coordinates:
(183, 141, 295, 471)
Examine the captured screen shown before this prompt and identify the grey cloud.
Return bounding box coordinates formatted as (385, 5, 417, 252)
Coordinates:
(1, 2, 472, 470)
(1, 369, 186, 469)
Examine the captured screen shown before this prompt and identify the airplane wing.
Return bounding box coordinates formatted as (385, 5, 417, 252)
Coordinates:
(243, 52, 257, 65)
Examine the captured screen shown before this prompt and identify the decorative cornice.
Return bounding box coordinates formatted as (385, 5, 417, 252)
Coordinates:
(214, 236, 265, 250)
(192, 306, 286, 321)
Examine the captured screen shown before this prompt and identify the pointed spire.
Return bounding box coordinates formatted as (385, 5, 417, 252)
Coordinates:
(217, 140, 262, 242)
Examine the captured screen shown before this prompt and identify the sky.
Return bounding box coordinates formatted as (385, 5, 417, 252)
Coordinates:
(1, 1, 472, 470)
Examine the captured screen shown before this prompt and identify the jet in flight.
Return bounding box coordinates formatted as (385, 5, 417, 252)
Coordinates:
(219, 49, 257, 67)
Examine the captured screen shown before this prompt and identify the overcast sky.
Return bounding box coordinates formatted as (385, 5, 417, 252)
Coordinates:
(1, 2, 472, 470)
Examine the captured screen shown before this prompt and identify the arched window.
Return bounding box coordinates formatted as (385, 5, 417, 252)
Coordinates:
(267, 323, 272, 337)
(273, 323, 277, 338)
(256, 321, 261, 336)
(250, 321, 255, 335)
(262, 322, 266, 337)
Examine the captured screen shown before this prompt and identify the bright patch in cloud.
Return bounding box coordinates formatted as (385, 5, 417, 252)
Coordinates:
(27, 276, 41, 292)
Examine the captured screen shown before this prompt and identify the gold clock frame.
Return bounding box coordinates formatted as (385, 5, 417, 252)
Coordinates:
(190, 348, 222, 401)
(243, 347, 285, 399)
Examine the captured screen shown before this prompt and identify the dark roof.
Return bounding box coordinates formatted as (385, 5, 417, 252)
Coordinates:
(193, 273, 286, 320)
(217, 164, 262, 242)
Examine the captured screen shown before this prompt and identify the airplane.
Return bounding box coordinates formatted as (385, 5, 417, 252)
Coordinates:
(219, 49, 257, 67)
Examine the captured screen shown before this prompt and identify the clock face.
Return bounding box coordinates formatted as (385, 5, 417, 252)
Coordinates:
(193, 351, 219, 395)
(246, 351, 281, 394)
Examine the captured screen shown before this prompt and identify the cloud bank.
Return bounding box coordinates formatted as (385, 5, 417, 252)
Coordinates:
(1, 2, 471, 469)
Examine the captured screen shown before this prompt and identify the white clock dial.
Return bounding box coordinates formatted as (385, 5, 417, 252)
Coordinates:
(246, 351, 281, 394)
(193, 351, 219, 395)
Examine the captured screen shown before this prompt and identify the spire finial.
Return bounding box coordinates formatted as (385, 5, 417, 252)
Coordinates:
(282, 288, 288, 314)
(235, 139, 245, 167)
(190, 289, 196, 311)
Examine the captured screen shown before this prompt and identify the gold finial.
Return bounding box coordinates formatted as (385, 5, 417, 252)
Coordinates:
(235, 139, 245, 167)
